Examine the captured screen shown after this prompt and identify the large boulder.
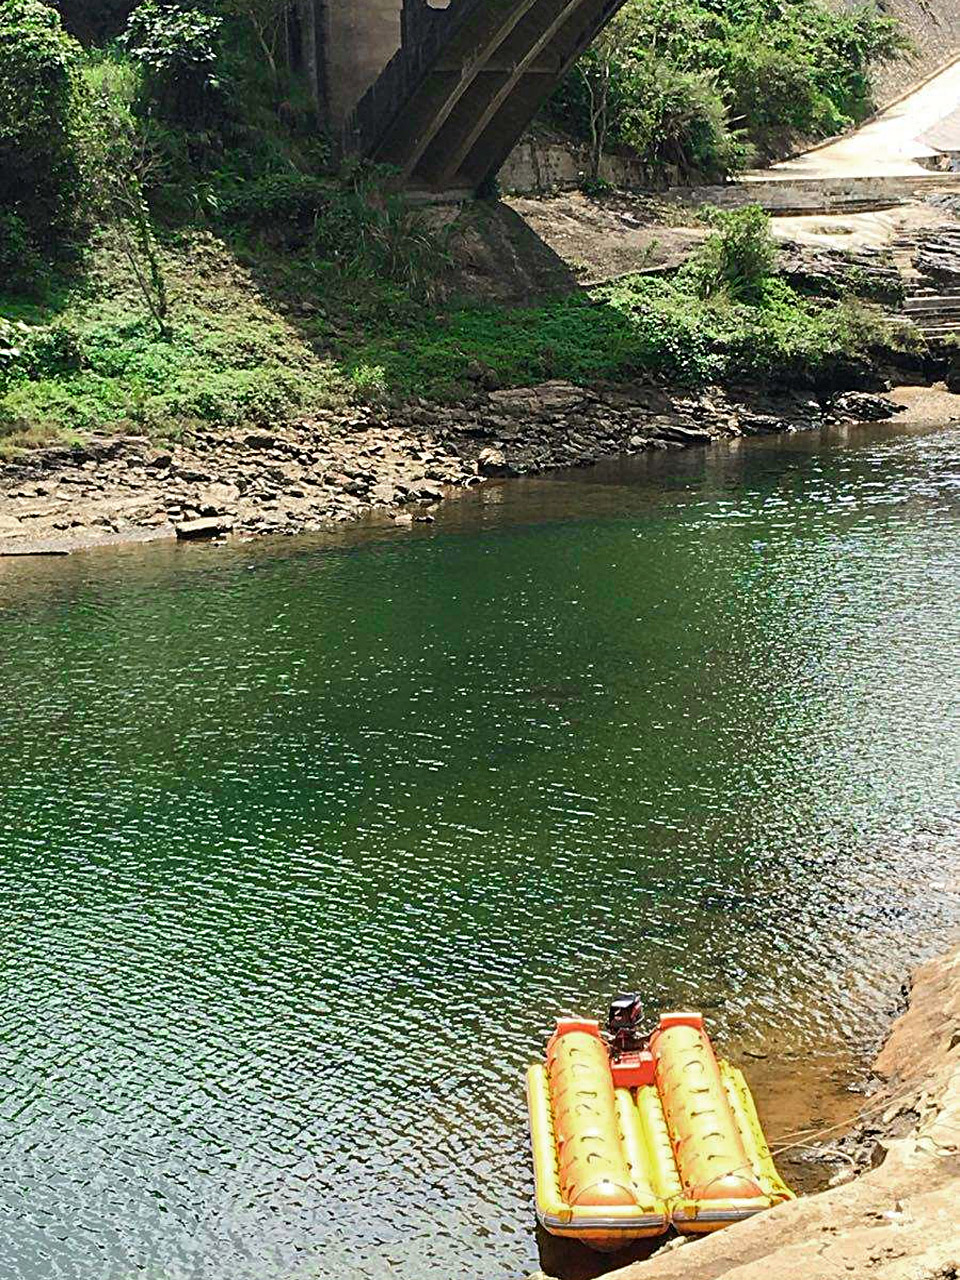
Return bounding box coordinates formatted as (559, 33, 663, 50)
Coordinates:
(487, 381, 595, 418)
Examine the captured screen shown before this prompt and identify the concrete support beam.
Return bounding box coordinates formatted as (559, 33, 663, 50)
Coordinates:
(346, 0, 630, 192)
(432, 0, 592, 185)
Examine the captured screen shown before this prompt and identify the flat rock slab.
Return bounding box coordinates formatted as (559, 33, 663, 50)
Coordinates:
(0, 544, 70, 557)
(175, 516, 234, 540)
(656, 424, 715, 444)
(0, 526, 175, 556)
(601, 944, 960, 1280)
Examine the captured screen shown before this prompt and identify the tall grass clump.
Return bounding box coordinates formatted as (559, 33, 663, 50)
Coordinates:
(685, 205, 778, 303)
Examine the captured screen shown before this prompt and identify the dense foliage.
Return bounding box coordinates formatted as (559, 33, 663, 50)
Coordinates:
(0, 230, 351, 452)
(120, 1, 225, 123)
(548, 0, 909, 181)
(54, 0, 138, 43)
(0, 0, 917, 453)
(347, 273, 902, 400)
(0, 0, 89, 283)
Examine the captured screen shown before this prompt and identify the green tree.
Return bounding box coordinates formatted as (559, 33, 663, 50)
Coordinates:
(121, 1, 224, 123)
(219, 0, 290, 90)
(85, 56, 170, 335)
(0, 0, 89, 278)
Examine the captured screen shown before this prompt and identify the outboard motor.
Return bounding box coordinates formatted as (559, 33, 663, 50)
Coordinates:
(608, 993, 645, 1056)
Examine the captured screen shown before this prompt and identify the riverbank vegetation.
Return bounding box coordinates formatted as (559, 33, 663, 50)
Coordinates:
(0, 0, 915, 453)
(346, 209, 901, 398)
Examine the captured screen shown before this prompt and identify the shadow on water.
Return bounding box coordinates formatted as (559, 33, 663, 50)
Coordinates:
(536, 1223, 673, 1280)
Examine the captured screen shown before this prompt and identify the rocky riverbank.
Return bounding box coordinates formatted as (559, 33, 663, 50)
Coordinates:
(541, 941, 960, 1280)
(0, 380, 950, 555)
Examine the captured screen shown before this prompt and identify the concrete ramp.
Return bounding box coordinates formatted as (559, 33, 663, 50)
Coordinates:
(919, 104, 960, 158)
(767, 56, 960, 179)
(346, 0, 629, 194)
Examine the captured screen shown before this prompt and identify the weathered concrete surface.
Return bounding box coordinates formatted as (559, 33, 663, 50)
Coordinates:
(318, 0, 403, 128)
(501, 191, 710, 281)
(682, 173, 960, 215)
(598, 944, 960, 1280)
(500, 132, 650, 195)
(860, 1, 960, 105)
(349, 0, 631, 192)
(496, 189, 958, 294)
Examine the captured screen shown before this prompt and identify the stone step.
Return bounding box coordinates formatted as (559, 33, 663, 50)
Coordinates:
(911, 309, 960, 318)
(901, 293, 960, 304)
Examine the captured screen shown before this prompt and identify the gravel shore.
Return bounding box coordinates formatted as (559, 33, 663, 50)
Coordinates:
(4, 380, 950, 556)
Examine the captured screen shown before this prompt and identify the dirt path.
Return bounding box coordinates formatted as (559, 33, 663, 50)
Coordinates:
(504, 190, 955, 278)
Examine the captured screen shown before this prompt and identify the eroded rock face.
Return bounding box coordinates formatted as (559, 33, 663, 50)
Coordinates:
(914, 225, 960, 287)
(591, 946, 960, 1280)
(0, 384, 907, 553)
(778, 242, 905, 305)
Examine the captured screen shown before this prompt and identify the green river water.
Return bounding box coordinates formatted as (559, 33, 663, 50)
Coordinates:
(1, 421, 959, 1280)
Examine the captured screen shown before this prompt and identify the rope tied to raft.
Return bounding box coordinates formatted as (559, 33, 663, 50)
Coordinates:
(696, 1073, 960, 1196)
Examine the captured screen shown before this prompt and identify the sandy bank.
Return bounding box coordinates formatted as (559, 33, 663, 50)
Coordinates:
(577, 943, 960, 1280)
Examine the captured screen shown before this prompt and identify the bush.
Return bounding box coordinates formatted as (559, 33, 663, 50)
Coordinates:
(549, 25, 749, 183)
(308, 189, 452, 301)
(724, 43, 843, 143)
(0, 0, 89, 272)
(217, 172, 330, 229)
(0, 316, 84, 389)
(548, 0, 910, 169)
(619, 57, 751, 180)
(686, 205, 778, 303)
(0, 211, 49, 295)
(121, 0, 225, 124)
(343, 266, 911, 400)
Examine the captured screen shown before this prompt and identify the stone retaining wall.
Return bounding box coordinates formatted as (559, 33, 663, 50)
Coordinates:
(499, 136, 650, 194)
(835, 1, 960, 105)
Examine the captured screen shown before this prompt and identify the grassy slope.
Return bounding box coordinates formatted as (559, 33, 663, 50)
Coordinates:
(344, 277, 896, 399)
(0, 215, 909, 457)
(0, 229, 349, 455)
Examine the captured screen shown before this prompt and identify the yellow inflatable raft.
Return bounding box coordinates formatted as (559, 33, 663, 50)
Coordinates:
(527, 1009, 793, 1249)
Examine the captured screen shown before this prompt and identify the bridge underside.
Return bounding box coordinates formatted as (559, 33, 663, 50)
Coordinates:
(347, 0, 629, 194)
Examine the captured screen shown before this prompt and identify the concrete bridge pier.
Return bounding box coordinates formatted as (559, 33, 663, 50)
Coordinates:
(314, 0, 452, 131)
(319, 1, 402, 130)
(303, 0, 626, 193)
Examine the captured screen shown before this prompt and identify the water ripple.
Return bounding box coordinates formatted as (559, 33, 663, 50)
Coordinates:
(0, 422, 958, 1278)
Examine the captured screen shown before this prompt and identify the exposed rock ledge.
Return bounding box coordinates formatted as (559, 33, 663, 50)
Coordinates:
(0, 381, 930, 554)
(565, 944, 960, 1280)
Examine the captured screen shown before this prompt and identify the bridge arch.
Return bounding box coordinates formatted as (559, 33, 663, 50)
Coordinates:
(346, 0, 629, 194)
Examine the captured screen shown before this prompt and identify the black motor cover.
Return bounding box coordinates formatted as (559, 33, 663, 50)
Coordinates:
(608, 993, 645, 1054)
